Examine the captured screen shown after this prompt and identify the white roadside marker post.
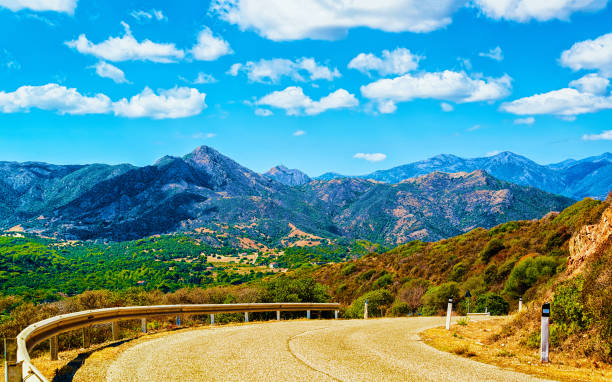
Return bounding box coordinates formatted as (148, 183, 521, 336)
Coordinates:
(518, 297, 523, 313)
(541, 302, 550, 363)
(445, 298, 453, 330)
(364, 299, 368, 319)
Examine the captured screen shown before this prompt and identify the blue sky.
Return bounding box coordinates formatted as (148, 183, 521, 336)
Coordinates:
(1, 0, 611, 176)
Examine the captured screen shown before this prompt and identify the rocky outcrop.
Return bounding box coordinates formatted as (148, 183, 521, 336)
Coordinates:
(264, 165, 311, 186)
(568, 201, 612, 275)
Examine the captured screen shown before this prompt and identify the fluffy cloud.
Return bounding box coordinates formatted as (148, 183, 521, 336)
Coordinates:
(0, 0, 77, 13)
(473, 0, 608, 22)
(191, 27, 232, 61)
(254, 108, 272, 116)
(229, 58, 340, 83)
(113, 87, 206, 119)
(440, 102, 454, 111)
(583, 130, 612, 140)
(192, 72, 217, 84)
(514, 116, 535, 125)
(478, 46, 503, 61)
(361, 70, 512, 113)
(0, 83, 111, 114)
(348, 48, 421, 76)
(560, 32, 612, 77)
(210, 0, 462, 41)
(569, 73, 610, 95)
(130, 9, 166, 21)
(0, 83, 206, 119)
(293, 130, 306, 136)
(354, 153, 387, 162)
(66, 22, 184, 63)
(257, 86, 358, 115)
(501, 87, 612, 116)
(92, 61, 128, 83)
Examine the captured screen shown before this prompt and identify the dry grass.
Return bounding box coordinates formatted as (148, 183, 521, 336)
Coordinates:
(420, 317, 612, 382)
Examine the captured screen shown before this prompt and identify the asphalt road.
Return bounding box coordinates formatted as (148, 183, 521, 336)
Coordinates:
(105, 317, 550, 382)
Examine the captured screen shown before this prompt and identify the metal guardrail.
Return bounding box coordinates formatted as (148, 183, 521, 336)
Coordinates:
(4, 302, 340, 382)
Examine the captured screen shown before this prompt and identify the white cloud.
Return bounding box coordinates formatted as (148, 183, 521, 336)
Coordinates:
(560, 32, 612, 77)
(583, 130, 612, 140)
(113, 87, 206, 119)
(0, 83, 111, 115)
(293, 130, 306, 136)
(130, 9, 166, 21)
(66, 22, 184, 63)
(210, 0, 462, 41)
(473, 0, 608, 22)
(0, 0, 77, 13)
(192, 72, 217, 84)
(348, 48, 421, 76)
(228, 58, 340, 83)
(0, 83, 207, 119)
(440, 102, 454, 111)
(468, 124, 482, 131)
(254, 108, 273, 116)
(92, 61, 128, 83)
(361, 70, 512, 113)
(514, 116, 535, 125)
(479, 46, 503, 61)
(191, 27, 232, 61)
(501, 87, 612, 116)
(354, 153, 387, 162)
(193, 132, 216, 139)
(0, 49, 20, 70)
(569, 73, 609, 95)
(257, 86, 358, 116)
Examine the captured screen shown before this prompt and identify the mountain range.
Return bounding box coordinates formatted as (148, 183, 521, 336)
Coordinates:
(316, 151, 612, 200)
(0, 146, 575, 243)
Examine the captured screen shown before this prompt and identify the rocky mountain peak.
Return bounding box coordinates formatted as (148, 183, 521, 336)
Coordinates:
(264, 165, 311, 186)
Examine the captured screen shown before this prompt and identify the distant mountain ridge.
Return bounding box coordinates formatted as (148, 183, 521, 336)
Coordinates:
(0, 146, 574, 243)
(314, 151, 612, 200)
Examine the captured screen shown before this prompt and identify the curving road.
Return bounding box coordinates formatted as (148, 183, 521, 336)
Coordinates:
(106, 317, 550, 382)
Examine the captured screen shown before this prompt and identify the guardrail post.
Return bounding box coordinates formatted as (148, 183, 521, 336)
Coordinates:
(82, 327, 91, 348)
(244, 312, 249, 323)
(111, 321, 120, 340)
(306, 310, 310, 319)
(541, 302, 550, 363)
(4, 338, 22, 382)
(50, 335, 58, 360)
(445, 298, 453, 330)
(176, 315, 181, 326)
(276, 311, 280, 321)
(334, 310, 338, 320)
(141, 318, 147, 333)
(210, 314, 215, 325)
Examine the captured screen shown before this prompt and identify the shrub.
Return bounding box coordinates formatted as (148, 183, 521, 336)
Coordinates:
(480, 238, 504, 262)
(388, 302, 411, 317)
(551, 277, 589, 335)
(345, 289, 394, 318)
(373, 273, 394, 289)
(341, 263, 356, 276)
(398, 278, 430, 314)
(474, 293, 509, 315)
(483, 264, 498, 284)
(357, 269, 376, 282)
(449, 261, 468, 282)
(504, 256, 559, 297)
(421, 282, 460, 315)
(265, 275, 329, 303)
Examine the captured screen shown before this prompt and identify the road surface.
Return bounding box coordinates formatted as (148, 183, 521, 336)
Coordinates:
(105, 317, 550, 381)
